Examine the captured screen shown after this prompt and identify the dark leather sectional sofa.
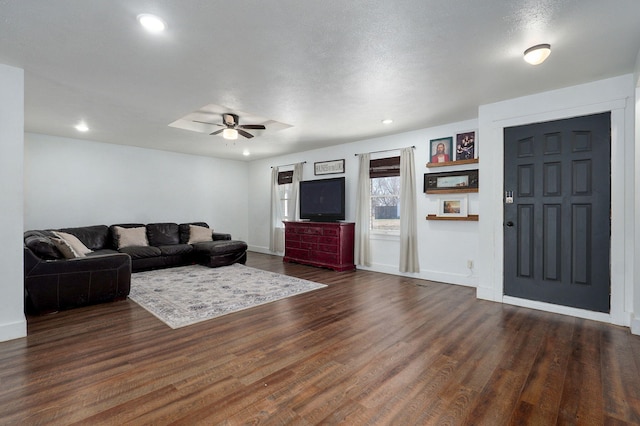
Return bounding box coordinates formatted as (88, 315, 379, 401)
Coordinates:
(23, 222, 247, 314)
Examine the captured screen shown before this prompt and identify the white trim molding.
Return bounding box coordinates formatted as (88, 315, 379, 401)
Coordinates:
(477, 74, 635, 328)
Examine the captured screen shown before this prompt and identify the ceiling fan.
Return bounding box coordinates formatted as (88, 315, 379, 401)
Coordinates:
(193, 113, 266, 139)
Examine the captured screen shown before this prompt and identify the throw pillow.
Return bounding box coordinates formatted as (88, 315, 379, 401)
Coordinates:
(52, 231, 92, 257)
(188, 224, 213, 244)
(50, 237, 79, 259)
(114, 226, 149, 249)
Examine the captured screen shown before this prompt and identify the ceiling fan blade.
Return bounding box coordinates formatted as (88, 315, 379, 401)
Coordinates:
(193, 120, 223, 126)
(237, 129, 254, 139)
(210, 129, 224, 136)
(238, 124, 266, 130)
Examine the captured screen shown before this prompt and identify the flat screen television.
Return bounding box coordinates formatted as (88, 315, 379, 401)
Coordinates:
(299, 177, 345, 222)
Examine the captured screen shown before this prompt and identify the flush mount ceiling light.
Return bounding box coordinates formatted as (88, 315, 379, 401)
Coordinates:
(137, 14, 166, 33)
(223, 128, 238, 140)
(75, 122, 89, 132)
(381, 119, 393, 125)
(523, 43, 551, 65)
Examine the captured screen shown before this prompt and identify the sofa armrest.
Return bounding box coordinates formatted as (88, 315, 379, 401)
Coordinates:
(212, 232, 231, 241)
(24, 250, 132, 314)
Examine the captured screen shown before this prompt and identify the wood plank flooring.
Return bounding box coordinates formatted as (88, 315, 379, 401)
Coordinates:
(1, 252, 639, 425)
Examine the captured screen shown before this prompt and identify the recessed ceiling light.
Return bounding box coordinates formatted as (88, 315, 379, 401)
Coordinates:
(75, 122, 89, 132)
(137, 14, 166, 33)
(382, 119, 393, 125)
(523, 43, 551, 65)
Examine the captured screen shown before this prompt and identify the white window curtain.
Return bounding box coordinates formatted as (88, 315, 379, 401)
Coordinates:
(355, 153, 371, 266)
(269, 162, 304, 253)
(399, 147, 420, 272)
(269, 167, 281, 252)
(291, 162, 303, 220)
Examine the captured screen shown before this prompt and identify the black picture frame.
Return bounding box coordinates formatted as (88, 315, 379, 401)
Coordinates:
(424, 169, 479, 193)
(455, 131, 476, 161)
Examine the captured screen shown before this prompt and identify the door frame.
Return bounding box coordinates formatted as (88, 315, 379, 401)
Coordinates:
(477, 76, 634, 327)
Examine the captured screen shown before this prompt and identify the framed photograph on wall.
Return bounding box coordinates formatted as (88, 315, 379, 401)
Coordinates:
(424, 169, 479, 193)
(314, 159, 345, 175)
(455, 131, 476, 160)
(437, 194, 468, 218)
(429, 137, 453, 164)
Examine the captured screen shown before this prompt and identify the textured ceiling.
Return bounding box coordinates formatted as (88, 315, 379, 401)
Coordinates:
(1, 0, 639, 161)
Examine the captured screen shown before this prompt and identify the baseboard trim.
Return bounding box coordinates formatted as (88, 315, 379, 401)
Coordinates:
(631, 316, 640, 336)
(0, 317, 27, 342)
(503, 296, 612, 324)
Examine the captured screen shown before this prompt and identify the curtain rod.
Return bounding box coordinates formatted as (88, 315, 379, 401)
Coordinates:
(354, 145, 416, 156)
(271, 161, 306, 169)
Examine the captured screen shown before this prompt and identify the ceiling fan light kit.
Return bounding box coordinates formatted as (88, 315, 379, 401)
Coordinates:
(523, 43, 551, 65)
(223, 128, 238, 140)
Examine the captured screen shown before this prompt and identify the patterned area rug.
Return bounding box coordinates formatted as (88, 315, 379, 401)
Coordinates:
(129, 264, 327, 329)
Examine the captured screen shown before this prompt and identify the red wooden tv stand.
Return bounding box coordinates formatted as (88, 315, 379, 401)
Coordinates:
(283, 221, 355, 272)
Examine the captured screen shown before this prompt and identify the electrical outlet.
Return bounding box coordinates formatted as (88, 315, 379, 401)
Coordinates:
(467, 259, 473, 269)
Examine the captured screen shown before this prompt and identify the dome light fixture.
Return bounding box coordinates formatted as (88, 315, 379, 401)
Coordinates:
(524, 43, 551, 65)
(137, 14, 166, 33)
(223, 128, 238, 140)
(75, 122, 89, 132)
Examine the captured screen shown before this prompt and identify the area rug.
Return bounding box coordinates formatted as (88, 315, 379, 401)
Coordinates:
(128, 264, 327, 329)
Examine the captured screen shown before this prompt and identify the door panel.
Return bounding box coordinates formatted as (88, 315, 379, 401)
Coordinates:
(504, 112, 610, 313)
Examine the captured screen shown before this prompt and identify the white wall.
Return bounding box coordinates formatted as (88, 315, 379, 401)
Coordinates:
(248, 119, 480, 287)
(633, 51, 640, 335)
(477, 74, 636, 327)
(24, 133, 249, 241)
(0, 64, 27, 342)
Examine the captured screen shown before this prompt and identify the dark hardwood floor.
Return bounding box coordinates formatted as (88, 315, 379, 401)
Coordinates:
(1, 252, 639, 425)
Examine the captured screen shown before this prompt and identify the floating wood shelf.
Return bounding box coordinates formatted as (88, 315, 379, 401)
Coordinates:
(426, 158, 479, 168)
(426, 214, 479, 221)
(425, 188, 479, 194)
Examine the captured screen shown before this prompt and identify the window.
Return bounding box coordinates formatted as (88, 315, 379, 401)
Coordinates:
(278, 171, 295, 222)
(370, 156, 400, 233)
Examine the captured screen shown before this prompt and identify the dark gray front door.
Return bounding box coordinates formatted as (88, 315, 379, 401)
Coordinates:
(503, 112, 611, 313)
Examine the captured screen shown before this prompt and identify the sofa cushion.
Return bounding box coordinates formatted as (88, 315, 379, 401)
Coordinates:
(157, 244, 193, 256)
(58, 225, 109, 250)
(113, 226, 148, 249)
(109, 223, 145, 249)
(192, 240, 247, 255)
(24, 231, 62, 260)
(179, 222, 209, 244)
(52, 231, 93, 257)
(147, 223, 180, 246)
(118, 245, 161, 259)
(50, 237, 80, 259)
(188, 225, 213, 244)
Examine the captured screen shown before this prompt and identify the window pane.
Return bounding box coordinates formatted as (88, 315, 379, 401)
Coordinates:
(371, 176, 400, 231)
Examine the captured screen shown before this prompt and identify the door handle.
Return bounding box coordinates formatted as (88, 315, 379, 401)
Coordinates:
(506, 221, 514, 227)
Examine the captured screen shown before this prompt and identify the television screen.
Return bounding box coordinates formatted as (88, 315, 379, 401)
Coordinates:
(299, 177, 345, 222)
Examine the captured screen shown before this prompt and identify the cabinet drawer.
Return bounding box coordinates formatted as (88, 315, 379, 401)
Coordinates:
(301, 235, 319, 243)
(322, 228, 339, 237)
(300, 227, 322, 235)
(318, 243, 337, 252)
(286, 233, 301, 242)
(286, 240, 301, 249)
(286, 248, 309, 260)
(318, 236, 337, 245)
